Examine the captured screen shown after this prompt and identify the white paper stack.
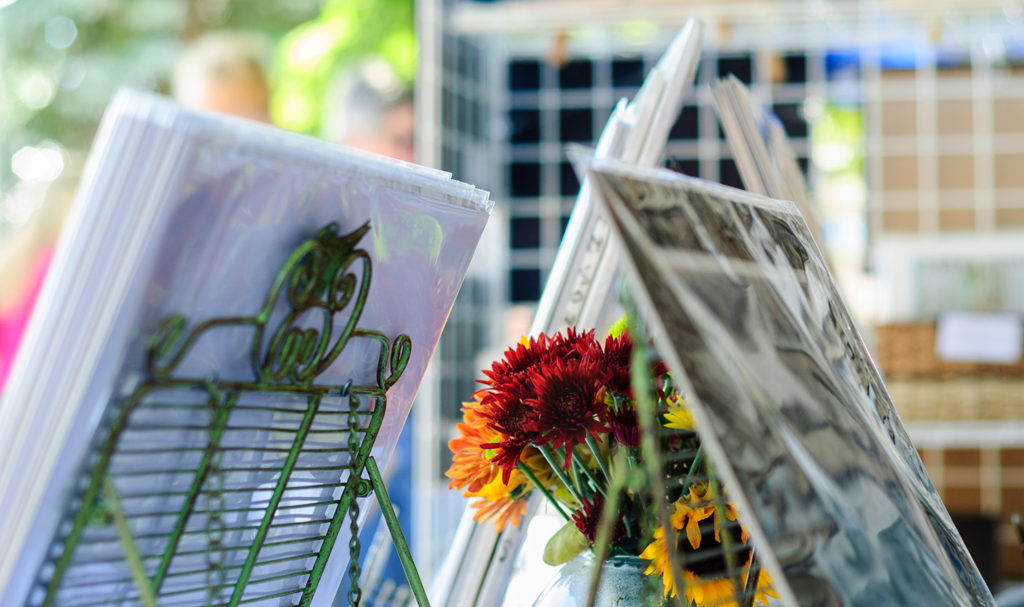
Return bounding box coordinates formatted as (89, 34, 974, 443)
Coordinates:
(0, 89, 491, 606)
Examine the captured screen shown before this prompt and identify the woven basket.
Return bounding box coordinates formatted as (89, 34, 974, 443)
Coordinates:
(874, 323, 1024, 378)
(887, 378, 1024, 422)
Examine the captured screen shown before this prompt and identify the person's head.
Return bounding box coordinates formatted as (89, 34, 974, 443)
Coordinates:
(323, 58, 414, 162)
(173, 31, 270, 123)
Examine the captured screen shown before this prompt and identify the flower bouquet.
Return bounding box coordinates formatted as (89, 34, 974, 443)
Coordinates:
(447, 322, 777, 606)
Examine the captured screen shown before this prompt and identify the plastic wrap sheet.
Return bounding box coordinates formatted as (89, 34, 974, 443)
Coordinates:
(586, 158, 994, 607)
(0, 90, 490, 606)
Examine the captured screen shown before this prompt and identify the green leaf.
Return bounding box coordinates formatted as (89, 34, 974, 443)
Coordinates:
(542, 521, 589, 566)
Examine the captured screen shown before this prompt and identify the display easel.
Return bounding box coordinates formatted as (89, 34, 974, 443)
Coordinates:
(33, 222, 429, 607)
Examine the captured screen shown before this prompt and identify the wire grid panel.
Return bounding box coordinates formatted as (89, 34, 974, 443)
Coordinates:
(46, 386, 380, 606)
(28, 222, 410, 607)
(426, 30, 505, 580)
(494, 41, 815, 304)
(437, 30, 501, 459)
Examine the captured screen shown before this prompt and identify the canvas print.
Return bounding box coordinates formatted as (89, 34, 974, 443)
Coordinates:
(586, 158, 994, 606)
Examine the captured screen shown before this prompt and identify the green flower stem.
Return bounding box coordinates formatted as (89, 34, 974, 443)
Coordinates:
(708, 462, 743, 603)
(517, 463, 570, 522)
(584, 433, 612, 482)
(536, 444, 584, 504)
(628, 307, 689, 607)
(740, 547, 762, 607)
(681, 444, 704, 491)
(560, 446, 584, 495)
(569, 460, 582, 494)
(571, 449, 607, 499)
(585, 452, 626, 607)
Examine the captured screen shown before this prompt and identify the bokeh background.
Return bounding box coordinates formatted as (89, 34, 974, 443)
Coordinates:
(0, 0, 414, 225)
(5, 1, 1024, 604)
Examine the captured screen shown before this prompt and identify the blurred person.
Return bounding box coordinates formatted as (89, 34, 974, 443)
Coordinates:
(323, 57, 414, 162)
(0, 31, 273, 394)
(173, 31, 271, 123)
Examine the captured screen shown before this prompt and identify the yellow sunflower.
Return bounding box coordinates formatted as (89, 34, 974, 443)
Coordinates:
(638, 513, 679, 598)
(639, 486, 778, 606)
(679, 568, 776, 607)
(664, 394, 696, 430)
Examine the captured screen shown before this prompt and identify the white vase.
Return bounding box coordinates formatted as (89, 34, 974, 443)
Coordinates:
(532, 552, 662, 607)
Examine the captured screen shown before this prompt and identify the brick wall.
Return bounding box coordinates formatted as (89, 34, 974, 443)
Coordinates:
(918, 446, 1024, 581)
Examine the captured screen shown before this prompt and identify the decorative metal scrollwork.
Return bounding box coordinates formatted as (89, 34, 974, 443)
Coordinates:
(34, 222, 426, 607)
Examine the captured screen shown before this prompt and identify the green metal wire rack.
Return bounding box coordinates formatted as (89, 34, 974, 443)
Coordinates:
(31, 222, 430, 607)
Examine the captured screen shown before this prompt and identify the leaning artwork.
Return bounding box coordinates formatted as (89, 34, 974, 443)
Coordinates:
(588, 157, 995, 606)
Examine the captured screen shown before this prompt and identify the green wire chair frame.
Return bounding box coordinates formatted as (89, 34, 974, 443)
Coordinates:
(34, 222, 430, 606)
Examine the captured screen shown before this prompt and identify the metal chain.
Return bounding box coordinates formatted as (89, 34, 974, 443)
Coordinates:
(347, 390, 362, 607)
(206, 384, 227, 605)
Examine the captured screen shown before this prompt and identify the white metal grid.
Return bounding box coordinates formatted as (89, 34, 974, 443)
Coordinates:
(498, 42, 815, 303)
(412, 15, 508, 585)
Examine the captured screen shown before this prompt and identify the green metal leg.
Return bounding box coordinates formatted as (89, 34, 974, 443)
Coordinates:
(364, 456, 431, 607)
(102, 477, 159, 607)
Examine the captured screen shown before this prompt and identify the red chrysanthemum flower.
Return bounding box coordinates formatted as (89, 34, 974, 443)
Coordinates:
(526, 357, 609, 468)
(478, 329, 601, 395)
(606, 400, 640, 448)
(472, 328, 614, 483)
(601, 331, 634, 396)
(571, 494, 626, 545)
(479, 334, 554, 402)
(479, 394, 540, 484)
(601, 329, 670, 397)
(549, 328, 599, 363)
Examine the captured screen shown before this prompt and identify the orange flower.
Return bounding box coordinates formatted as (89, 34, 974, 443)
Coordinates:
(446, 394, 503, 494)
(469, 496, 527, 532)
(448, 393, 556, 533)
(466, 448, 556, 533)
(468, 472, 531, 532)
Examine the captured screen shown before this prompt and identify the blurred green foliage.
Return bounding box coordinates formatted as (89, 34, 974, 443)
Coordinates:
(273, 0, 415, 134)
(811, 103, 863, 175)
(0, 0, 313, 197)
(0, 0, 414, 202)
